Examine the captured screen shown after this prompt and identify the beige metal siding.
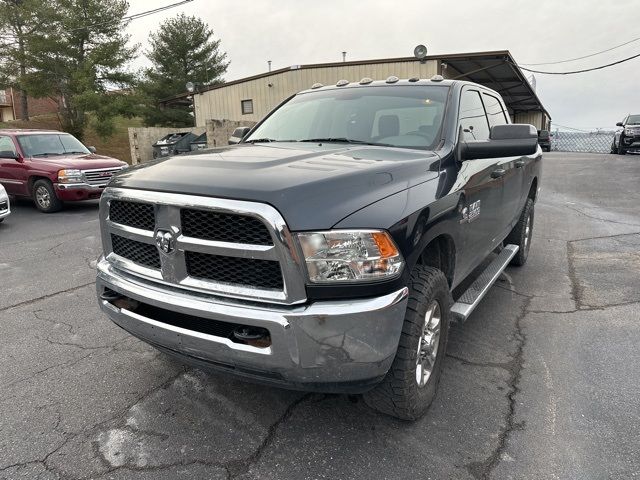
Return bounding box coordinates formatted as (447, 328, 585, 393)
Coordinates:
(514, 111, 548, 130)
(194, 60, 439, 126)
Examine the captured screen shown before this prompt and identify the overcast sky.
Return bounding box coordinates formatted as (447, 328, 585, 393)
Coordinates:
(127, 0, 640, 130)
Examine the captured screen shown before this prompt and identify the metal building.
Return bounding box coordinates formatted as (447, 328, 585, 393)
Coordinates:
(162, 50, 551, 130)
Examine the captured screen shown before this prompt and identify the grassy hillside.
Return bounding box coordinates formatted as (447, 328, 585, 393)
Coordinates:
(0, 114, 142, 164)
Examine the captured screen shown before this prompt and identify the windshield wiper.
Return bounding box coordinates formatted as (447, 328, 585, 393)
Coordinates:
(299, 138, 392, 147)
(32, 152, 65, 157)
(246, 138, 298, 143)
(66, 151, 88, 154)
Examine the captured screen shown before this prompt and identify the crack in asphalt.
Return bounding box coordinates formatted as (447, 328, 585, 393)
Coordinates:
(465, 295, 532, 480)
(561, 203, 640, 228)
(0, 281, 96, 313)
(22, 368, 191, 480)
(225, 393, 315, 479)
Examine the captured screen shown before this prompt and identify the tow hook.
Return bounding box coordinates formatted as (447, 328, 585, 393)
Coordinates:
(100, 289, 139, 311)
(233, 326, 271, 348)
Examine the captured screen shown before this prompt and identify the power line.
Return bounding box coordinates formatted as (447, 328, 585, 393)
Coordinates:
(0, 0, 193, 40)
(521, 35, 640, 66)
(515, 52, 640, 75)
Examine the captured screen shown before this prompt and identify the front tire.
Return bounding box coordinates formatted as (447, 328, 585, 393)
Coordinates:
(618, 142, 627, 155)
(363, 266, 452, 421)
(506, 197, 534, 266)
(32, 179, 63, 213)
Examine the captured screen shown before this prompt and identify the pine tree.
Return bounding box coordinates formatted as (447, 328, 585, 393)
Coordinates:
(23, 0, 137, 140)
(141, 14, 229, 127)
(0, 0, 49, 120)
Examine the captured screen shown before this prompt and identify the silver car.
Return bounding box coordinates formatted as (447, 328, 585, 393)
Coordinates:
(0, 184, 11, 223)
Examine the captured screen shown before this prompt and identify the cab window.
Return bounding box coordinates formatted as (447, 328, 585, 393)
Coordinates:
(458, 90, 490, 141)
(0, 136, 18, 157)
(482, 93, 508, 127)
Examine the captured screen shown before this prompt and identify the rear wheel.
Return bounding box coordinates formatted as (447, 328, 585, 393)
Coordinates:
(506, 198, 534, 266)
(32, 179, 62, 213)
(363, 266, 452, 421)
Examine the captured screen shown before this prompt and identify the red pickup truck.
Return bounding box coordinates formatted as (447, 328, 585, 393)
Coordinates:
(0, 129, 127, 212)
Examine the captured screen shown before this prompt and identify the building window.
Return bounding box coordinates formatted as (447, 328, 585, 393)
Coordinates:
(241, 99, 253, 115)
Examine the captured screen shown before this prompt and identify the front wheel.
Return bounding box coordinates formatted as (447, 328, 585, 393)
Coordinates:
(32, 179, 63, 213)
(506, 198, 534, 266)
(618, 142, 627, 155)
(363, 266, 452, 421)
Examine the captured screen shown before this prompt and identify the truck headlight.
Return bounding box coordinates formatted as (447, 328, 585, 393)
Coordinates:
(296, 230, 404, 283)
(624, 128, 633, 136)
(58, 169, 85, 184)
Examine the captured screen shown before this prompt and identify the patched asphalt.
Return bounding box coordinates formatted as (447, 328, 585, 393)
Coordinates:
(1, 152, 639, 479)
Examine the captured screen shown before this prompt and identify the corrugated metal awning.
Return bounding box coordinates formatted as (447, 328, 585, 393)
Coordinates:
(442, 52, 549, 118)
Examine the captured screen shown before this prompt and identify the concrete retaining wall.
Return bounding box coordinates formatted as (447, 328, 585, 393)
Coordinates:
(128, 119, 257, 164)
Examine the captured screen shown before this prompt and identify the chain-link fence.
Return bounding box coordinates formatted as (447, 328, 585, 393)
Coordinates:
(551, 130, 615, 154)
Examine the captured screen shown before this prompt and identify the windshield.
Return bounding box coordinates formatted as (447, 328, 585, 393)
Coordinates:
(245, 85, 449, 150)
(627, 115, 640, 125)
(17, 134, 90, 157)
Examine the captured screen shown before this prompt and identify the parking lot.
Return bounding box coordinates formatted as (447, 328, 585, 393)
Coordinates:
(1, 151, 639, 479)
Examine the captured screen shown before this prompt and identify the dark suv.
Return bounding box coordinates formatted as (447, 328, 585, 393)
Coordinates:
(612, 114, 640, 155)
(537, 129, 551, 152)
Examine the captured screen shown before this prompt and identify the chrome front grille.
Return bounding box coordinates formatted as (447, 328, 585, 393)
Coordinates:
(83, 167, 122, 186)
(99, 188, 307, 305)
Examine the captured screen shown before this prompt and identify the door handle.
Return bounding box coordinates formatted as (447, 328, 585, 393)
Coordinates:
(491, 168, 506, 179)
(514, 160, 525, 168)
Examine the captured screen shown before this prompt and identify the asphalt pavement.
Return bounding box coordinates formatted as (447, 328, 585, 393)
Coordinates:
(1, 151, 639, 479)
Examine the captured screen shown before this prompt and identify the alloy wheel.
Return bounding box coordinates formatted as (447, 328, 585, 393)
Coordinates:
(36, 186, 51, 209)
(416, 300, 441, 387)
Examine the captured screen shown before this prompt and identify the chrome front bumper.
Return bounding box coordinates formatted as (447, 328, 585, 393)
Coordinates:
(55, 182, 106, 190)
(96, 258, 409, 392)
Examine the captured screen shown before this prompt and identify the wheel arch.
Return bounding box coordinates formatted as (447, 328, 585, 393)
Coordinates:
(28, 175, 53, 194)
(416, 234, 456, 288)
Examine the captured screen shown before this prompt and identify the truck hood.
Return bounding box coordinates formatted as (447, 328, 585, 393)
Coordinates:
(28, 153, 126, 170)
(110, 143, 440, 230)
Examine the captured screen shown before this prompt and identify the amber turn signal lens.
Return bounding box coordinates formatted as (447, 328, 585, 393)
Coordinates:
(372, 231, 399, 259)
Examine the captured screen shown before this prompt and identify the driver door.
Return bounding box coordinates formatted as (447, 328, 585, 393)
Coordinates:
(0, 135, 26, 195)
(455, 88, 505, 277)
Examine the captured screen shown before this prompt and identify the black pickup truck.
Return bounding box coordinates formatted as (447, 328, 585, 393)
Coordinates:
(96, 77, 541, 420)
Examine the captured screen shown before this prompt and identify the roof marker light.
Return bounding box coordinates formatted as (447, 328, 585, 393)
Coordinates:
(359, 77, 373, 85)
(408, 77, 420, 82)
(385, 75, 399, 84)
(311, 83, 324, 89)
(430, 74, 444, 82)
(336, 79, 350, 87)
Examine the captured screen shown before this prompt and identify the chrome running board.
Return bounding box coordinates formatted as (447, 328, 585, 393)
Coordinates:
(451, 244, 519, 323)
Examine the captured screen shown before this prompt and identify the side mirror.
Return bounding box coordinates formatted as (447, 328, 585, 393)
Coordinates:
(616, 122, 624, 127)
(0, 150, 20, 160)
(228, 127, 252, 145)
(461, 124, 538, 160)
(87, 146, 97, 153)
